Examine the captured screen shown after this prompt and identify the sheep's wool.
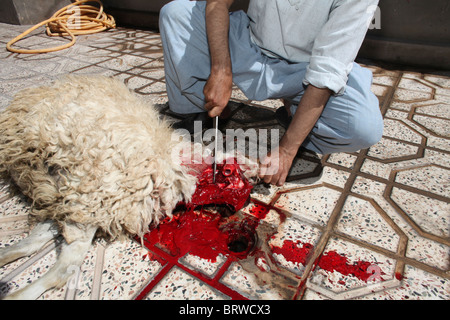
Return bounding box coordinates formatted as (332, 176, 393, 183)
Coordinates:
(0, 76, 197, 242)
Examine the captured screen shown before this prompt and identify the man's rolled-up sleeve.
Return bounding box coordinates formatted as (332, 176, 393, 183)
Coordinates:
(303, 0, 379, 95)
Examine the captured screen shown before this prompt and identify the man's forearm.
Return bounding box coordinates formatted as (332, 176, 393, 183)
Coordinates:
(205, 0, 234, 75)
(280, 85, 332, 155)
(204, 0, 234, 117)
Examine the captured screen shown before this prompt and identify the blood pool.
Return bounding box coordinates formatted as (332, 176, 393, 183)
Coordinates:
(142, 158, 255, 262)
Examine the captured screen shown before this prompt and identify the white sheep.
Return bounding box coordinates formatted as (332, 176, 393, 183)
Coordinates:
(0, 75, 256, 299)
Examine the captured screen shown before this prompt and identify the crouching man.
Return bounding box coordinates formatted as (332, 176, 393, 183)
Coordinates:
(159, 0, 383, 186)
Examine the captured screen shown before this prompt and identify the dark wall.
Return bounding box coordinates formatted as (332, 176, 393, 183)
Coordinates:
(0, 0, 71, 25)
(2, 0, 448, 69)
(360, 0, 450, 69)
(102, 0, 450, 69)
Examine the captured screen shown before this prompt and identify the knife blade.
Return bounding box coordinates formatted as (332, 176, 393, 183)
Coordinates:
(212, 116, 218, 184)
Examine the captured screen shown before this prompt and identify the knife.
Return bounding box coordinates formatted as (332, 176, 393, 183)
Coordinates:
(212, 116, 218, 184)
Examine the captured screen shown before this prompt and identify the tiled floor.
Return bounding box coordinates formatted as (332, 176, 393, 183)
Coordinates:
(0, 23, 449, 300)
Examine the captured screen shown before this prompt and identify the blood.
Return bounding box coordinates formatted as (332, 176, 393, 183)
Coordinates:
(247, 203, 270, 220)
(395, 272, 404, 281)
(143, 158, 255, 263)
(186, 158, 253, 212)
(141, 158, 391, 292)
(270, 240, 385, 282)
(143, 210, 231, 262)
(271, 240, 314, 266)
(317, 250, 376, 282)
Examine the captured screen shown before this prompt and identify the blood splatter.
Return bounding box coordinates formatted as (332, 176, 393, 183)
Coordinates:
(270, 240, 314, 266)
(317, 250, 378, 282)
(247, 203, 270, 220)
(395, 272, 404, 281)
(270, 240, 385, 282)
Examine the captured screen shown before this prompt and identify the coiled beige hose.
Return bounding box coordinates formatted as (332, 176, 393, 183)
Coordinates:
(6, 0, 115, 54)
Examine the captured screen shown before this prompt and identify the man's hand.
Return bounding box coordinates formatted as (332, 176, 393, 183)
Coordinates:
(204, 70, 233, 117)
(259, 146, 296, 186)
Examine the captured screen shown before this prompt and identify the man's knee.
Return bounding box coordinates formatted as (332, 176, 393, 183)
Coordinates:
(353, 118, 383, 150)
(349, 100, 384, 151)
(306, 88, 384, 154)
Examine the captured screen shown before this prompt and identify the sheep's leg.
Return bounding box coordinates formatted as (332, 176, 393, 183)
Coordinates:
(0, 220, 59, 268)
(4, 225, 97, 300)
